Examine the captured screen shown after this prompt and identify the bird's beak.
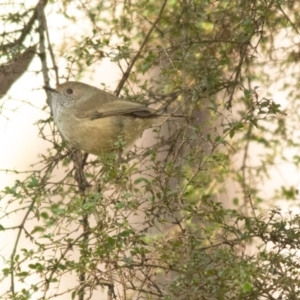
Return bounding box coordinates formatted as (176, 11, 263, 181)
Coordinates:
(43, 86, 59, 93)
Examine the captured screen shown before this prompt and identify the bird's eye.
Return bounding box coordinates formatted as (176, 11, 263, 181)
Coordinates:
(66, 88, 73, 94)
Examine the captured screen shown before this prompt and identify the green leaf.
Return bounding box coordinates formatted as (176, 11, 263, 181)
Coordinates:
(40, 212, 49, 219)
(118, 229, 133, 237)
(31, 226, 45, 234)
(115, 202, 126, 209)
(71, 290, 77, 300)
(134, 177, 150, 185)
(242, 282, 253, 292)
(27, 176, 39, 188)
(16, 271, 30, 277)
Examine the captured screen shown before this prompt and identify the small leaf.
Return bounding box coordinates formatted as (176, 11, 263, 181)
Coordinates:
(134, 177, 150, 185)
(115, 202, 126, 210)
(31, 226, 45, 234)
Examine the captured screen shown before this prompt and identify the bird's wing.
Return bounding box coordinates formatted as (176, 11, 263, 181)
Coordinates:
(75, 100, 158, 120)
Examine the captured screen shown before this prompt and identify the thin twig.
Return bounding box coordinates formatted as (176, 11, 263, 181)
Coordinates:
(114, 0, 168, 96)
(36, 0, 51, 105)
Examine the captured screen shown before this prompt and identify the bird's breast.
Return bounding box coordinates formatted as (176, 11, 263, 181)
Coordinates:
(53, 108, 153, 156)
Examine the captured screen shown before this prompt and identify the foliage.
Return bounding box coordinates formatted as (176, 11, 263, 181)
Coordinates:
(1, 0, 300, 299)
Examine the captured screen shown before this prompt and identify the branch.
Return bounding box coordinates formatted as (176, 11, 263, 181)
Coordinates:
(0, 45, 36, 97)
(36, 0, 51, 105)
(0, 0, 48, 51)
(114, 0, 168, 96)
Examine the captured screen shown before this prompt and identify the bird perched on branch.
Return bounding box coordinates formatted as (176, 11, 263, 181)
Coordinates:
(45, 81, 182, 156)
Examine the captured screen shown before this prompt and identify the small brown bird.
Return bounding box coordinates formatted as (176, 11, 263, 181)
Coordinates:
(45, 81, 180, 156)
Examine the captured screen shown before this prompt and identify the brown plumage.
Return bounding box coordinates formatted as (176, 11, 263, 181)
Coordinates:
(46, 81, 178, 156)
